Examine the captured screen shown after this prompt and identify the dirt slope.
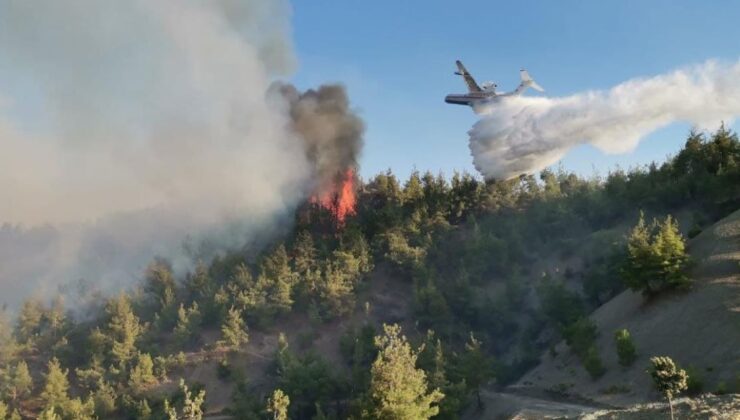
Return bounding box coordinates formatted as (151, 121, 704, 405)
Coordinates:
(581, 394, 740, 419)
(175, 264, 413, 415)
(512, 208, 740, 407)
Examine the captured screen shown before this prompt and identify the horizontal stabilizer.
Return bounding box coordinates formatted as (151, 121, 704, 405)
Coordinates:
(529, 81, 545, 92)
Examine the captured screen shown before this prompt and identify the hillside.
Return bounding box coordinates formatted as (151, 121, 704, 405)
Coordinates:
(1, 127, 738, 419)
(169, 266, 415, 415)
(508, 208, 740, 408)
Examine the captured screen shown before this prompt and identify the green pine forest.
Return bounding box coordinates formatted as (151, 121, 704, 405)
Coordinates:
(1, 126, 739, 419)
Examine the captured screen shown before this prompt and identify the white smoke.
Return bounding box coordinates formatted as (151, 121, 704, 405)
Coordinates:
(0, 1, 312, 307)
(469, 60, 740, 180)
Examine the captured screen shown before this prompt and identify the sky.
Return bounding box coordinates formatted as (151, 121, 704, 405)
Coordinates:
(290, 0, 740, 181)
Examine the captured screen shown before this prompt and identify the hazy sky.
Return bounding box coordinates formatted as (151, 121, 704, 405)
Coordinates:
(290, 0, 740, 181)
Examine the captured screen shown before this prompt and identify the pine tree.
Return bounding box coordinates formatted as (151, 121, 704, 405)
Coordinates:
(0, 311, 17, 365)
(60, 396, 96, 420)
(92, 380, 117, 416)
(221, 306, 249, 350)
(262, 245, 296, 314)
(614, 329, 638, 367)
(129, 353, 158, 393)
(7, 360, 32, 402)
(45, 295, 67, 336)
(106, 293, 144, 370)
(187, 262, 217, 324)
(75, 357, 105, 392)
(37, 407, 62, 420)
(16, 298, 43, 345)
(87, 327, 107, 360)
(144, 259, 178, 330)
(144, 258, 177, 304)
(41, 358, 70, 411)
(654, 216, 691, 289)
(267, 389, 290, 420)
(186, 261, 214, 303)
(275, 332, 292, 377)
(164, 379, 206, 420)
(229, 264, 266, 315)
(623, 213, 690, 296)
(293, 231, 317, 275)
(313, 403, 329, 420)
(181, 381, 206, 420)
(403, 170, 424, 207)
(459, 332, 494, 408)
(316, 260, 356, 319)
(417, 332, 464, 420)
(368, 324, 443, 419)
(649, 356, 688, 420)
(429, 339, 447, 391)
(174, 302, 202, 345)
(623, 213, 653, 292)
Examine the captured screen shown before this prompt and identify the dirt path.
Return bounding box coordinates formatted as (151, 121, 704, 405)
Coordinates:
(465, 388, 606, 419)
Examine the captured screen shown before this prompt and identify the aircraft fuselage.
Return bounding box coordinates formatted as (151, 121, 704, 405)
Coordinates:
(445, 61, 543, 113)
(444, 92, 512, 113)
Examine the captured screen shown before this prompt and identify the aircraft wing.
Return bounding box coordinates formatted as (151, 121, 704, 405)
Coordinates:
(455, 60, 482, 93)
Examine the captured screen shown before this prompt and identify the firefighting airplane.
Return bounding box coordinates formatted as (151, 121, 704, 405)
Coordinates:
(445, 60, 544, 113)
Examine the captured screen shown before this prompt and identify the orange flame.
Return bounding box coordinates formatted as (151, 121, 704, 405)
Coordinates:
(313, 168, 357, 225)
(335, 168, 357, 223)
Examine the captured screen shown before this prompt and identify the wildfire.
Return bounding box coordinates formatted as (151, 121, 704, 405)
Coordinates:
(313, 168, 357, 224)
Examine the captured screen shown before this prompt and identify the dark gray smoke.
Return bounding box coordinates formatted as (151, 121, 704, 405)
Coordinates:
(275, 83, 364, 193)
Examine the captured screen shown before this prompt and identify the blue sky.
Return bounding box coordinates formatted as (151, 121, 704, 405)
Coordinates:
(290, 0, 740, 181)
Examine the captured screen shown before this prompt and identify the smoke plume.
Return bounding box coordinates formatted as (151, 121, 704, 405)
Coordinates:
(275, 83, 364, 196)
(469, 60, 740, 180)
(0, 1, 362, 308)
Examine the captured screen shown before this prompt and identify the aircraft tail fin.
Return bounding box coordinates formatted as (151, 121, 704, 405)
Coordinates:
(520, 69, 544, 92)
(513, 69, 544, 95)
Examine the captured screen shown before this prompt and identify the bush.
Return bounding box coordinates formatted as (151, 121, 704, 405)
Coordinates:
(563, 317, 598, 358)
(297, 329, 318, 350)
(715, 381, 728, 395)
(684, 365, 704, 395)
(539, 281, 586, 329)
(614, 329, 637, 367)
(688, 224, 702, 239)
(217, 358, 232, 381)
(583, 346, 606, 380)
(599, 384, 631, 394)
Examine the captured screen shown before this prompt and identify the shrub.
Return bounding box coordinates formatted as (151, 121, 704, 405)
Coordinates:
(217, 358, 232, 381)
(583, 346, 606, 380)
(688, 224, 702, 239)
(599, 384, 631, 394)
(685, 365, 704, 395)
(614, 329, 637, 367)
(715, 381, 728, 395)
(563, 317, 598, 358)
